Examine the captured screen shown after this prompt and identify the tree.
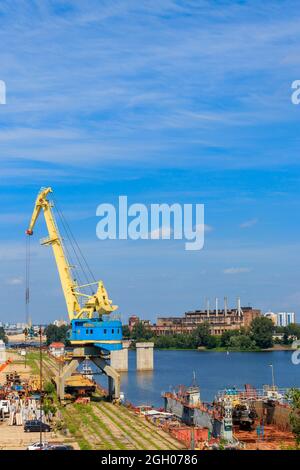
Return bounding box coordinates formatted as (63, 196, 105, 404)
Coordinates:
(220, 330, 239, 348)
(44, 324, 70, 346)
(154, 335, 175, 349)
(228, 334, 256, 351)
(131, 321, 152, 341)
(287, 388, 300, 448)
(153, 333, 197, 349)
(193, 322, 211, 347)
(250, 316, 274, 349)
(122, 325, 130, 339)
(0, 327, 8, 344)
(285, 323, 300, 340)
(205, 335, 219, 349)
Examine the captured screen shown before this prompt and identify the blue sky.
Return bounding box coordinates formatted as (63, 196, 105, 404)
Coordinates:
(0, 0, 300, 324)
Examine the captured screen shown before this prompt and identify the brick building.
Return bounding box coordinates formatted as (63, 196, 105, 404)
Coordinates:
(153, 306, 261, 336)
(128, 315, 151, 332)
(129, 303, 261, 337)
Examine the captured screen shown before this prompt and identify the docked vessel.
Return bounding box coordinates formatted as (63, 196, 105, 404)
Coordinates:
(81, 361, 93, 381)
(163, 384, 222, 437)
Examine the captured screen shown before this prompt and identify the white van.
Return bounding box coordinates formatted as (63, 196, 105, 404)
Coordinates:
(0, 400, 10, 416)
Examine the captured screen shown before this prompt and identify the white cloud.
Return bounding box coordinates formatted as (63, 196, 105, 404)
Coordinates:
(149, 226, 172, 239)
(6, 277, 23, 285)
(195, 223, 213, 233)
(240, 218, 258, 228)
(148, 223, 211, 240)
(223, 267, 252, 275)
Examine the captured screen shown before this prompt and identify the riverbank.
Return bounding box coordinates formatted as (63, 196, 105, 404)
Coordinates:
(136, 344, 293, 352)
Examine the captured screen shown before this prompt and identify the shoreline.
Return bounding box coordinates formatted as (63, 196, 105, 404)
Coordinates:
(150, 346, 293, 352)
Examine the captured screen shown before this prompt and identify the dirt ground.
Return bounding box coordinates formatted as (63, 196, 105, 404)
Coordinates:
(7, 334, 46, 343)
(235, 425, 296, 450)
(0, 420, 79, 450)
(0, 352, 32, 385)
(0, 352, 79, 450)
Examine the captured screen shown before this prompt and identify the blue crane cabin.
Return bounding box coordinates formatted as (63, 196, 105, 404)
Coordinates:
(68, 318, 123, 351)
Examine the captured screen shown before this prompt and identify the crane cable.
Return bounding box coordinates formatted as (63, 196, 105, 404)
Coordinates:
(52, 196, 96, 295)
(54, 204, 94, 293)
(25, 234, 30, 327)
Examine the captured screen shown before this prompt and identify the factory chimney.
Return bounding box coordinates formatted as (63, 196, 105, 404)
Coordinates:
(224, 296, 228, 316)
(215, 297, 218, 315)
(237, 297, 241, 316)
(206, 298, 210, 317)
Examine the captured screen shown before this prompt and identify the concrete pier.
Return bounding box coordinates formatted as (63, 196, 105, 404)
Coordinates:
(110, 341, 129, 371)
(136, 342, 154, 371)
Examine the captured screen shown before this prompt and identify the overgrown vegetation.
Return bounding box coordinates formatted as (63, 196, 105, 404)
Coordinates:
(250, 316, 274, 349)
(44, 324, 71, 346)
(275, 323, 300, 344)
(287, 388, 300, 448)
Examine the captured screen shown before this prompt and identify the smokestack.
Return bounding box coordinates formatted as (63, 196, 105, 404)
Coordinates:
(236, 297, 241, 317)
(215, 297, 218, 315)
(224, 296, 228, 316)
(237, 297, 241, 316)
(206, 298, 210, 317)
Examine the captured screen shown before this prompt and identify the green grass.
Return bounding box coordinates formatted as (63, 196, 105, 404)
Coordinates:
(81, 404, 127, 450)
(61, 406, 92, 450)
(96, 403, 148, 450)
(69, 403, 126, 450)
(98, 403, 165, 450)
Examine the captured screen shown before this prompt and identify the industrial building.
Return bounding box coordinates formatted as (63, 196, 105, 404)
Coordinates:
(128, 315, 152, 332)
(130, 298, 261, 336)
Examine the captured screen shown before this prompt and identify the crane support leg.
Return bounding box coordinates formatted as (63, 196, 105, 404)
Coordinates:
(91, 357, 120, 401)
(56, 357, 84, 401)
(56, 346, 120, 401)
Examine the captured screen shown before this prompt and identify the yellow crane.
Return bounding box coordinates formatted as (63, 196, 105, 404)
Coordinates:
(26, 187, 122, 350)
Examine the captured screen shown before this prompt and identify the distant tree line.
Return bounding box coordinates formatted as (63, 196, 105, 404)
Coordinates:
(123, 316, 300, 351)
(0, 327, 8, 344)
(274, 323, 300, 344)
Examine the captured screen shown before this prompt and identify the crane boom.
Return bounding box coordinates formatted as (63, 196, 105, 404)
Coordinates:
(26, 187, 117, 321)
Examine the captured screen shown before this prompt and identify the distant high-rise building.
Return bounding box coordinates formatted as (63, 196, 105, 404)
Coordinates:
(277, 312, 295, 327)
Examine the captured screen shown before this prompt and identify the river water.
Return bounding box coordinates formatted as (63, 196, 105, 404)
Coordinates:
(94, 350, 300, 407)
